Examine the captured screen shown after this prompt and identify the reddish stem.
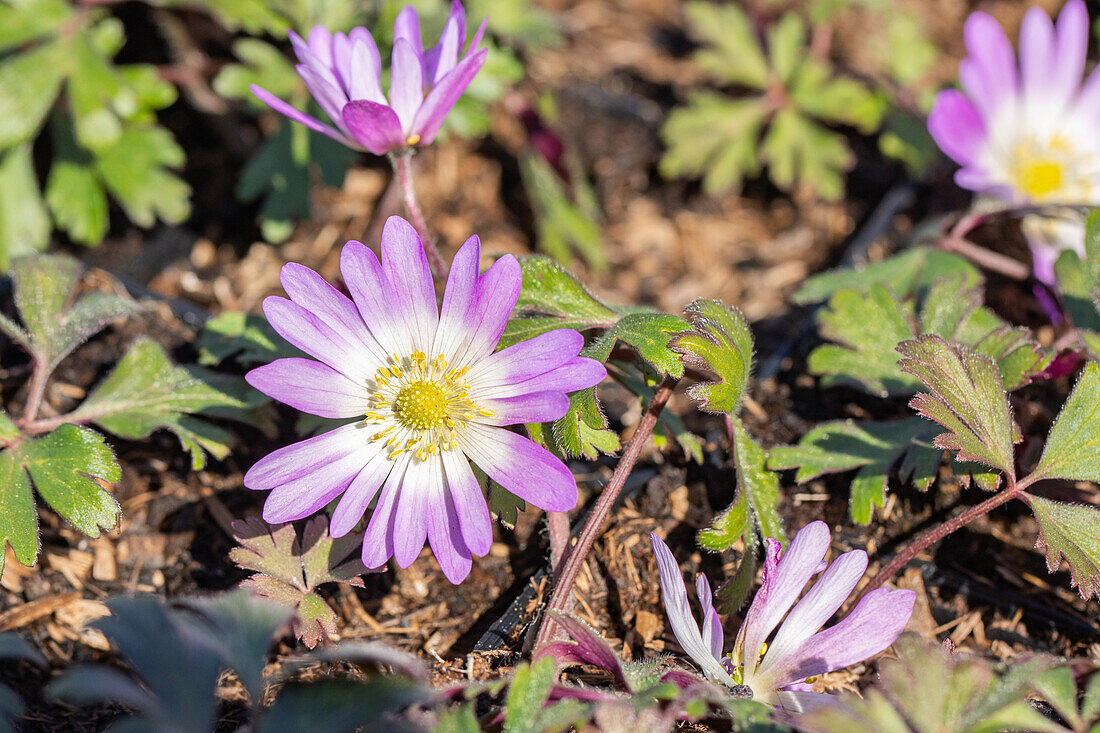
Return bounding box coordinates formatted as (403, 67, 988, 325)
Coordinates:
(390, 152, 446, 279)
(532, 375, 677, 651)
(937, 210, 1030, 281)
(857, 474, 1033, 600)
(548, 511, 569, 574)
(18, 357, 50, 429)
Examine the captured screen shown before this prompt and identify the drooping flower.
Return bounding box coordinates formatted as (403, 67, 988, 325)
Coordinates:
(650, 522, 915, 715)
(251, 1, 488, 156)
(928, 0, 1099, 283)
(245, 216, 605, 584)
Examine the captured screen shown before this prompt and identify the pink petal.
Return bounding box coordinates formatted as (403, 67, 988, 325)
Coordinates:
(262, 296, 372, 382)
(432, 235, 481, 359)
(477, 391, 570, 426)
(737, 521, 829, 674)
(650, 533, 733, 681)
(279, 262, 388, 363)
(696, 573, 724, 660)
(410, 47, 487, 146)
(442, 449, 492, 556)
(362, 458, 408, 568)
(380, 215, 439, 349)
(390, 38, 424, 134)
(482, 357, 607, 400)
(927, 90, 987, 168)
(759, 549, 868, 674)
(426, 477, 473, 584)
(329, 448, 394, 537)
(246, 358, 372, 418)
(250, 84, 354, 148)
(341, 100, 405, 156)
(348, 39, 386, 104)
(244, 422, 366, 491)
(449, 252, 520, 369)
(392, 458, 435, 567)
(459, 423, 577, 511)
(1019, 5, 1056, 101)
(339, 240, 410, 355)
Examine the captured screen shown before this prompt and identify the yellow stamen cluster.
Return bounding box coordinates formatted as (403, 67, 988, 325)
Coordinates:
(364, 350, 493, 462)
(1009, 134, 1091, 201)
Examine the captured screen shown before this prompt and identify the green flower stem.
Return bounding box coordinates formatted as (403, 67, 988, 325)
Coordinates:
(533, 374, 677, 652)
(390, 152, 446, 279)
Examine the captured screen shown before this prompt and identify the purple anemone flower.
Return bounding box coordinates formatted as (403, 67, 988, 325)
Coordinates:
(651, 522, 914, 715)
(928, 0, 1099, 283)
(244, 216, 606, 584)
(251, 1, 488, 156)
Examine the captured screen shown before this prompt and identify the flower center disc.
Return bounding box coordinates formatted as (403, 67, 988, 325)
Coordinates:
(393, 380, 448, 430)
(1017, 158, 1064, 199)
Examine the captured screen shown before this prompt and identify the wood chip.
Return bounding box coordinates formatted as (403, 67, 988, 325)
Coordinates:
(92, 538, 117, 582)
(0, 591, 81, 631)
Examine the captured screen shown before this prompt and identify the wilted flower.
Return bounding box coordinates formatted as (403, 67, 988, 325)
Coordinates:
(251, 1, 488, 155)
(928, 0, 1098, 282)
(245, 216, 605, 583)
(650, 521, 915, 715)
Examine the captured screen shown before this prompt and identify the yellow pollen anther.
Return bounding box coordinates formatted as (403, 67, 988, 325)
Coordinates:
(406, 133, 421, 146)
(393, 380, 448, 430)
(1017, 158, 1064, 198)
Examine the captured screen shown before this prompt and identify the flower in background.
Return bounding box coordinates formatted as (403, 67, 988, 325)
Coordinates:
(251, 1, 488, 156)
(928, 0, 1098, 283)
(650, 522, 914, 715)
(245, 216, 605, 583)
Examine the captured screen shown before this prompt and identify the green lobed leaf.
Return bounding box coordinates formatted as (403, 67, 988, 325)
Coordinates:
(0, 144, 50, 268)
(793, 246, 979, 305)
(671, 299, 753, 415)
(0, 448, 38, 578)
(520, 151, 605, 271)
(898, 335, 1018, 483)
(501, 256, 618, 347)
(46, 155, 110, 246)
(759, 103, 852, 201)
(768, 418, 942, 525)
(585, 312, 688, 377)
(684, 2, 769, 88)
(1033, 362, 1100, 482)
(1053, 208, 1100, 334)
(541, 389, 619, 460)
(1028, 495, 1100, 601)
(699, 418, 785, 552)
(19, 424, 121, 538)
(259, 678, 426, 733)
(0, 0, 72, 52)
(213, 38, 298, 102)
(71, 338, 250, 470)
(808, 284, 916, 396)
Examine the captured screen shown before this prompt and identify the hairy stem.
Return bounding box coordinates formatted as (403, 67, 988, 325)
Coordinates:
(548, 511, 570, 574)
(533, 375, 677, 651)
(858, 474, 1033, 600)
(390, 152, 446, 279)
(18, 357, 51, 429)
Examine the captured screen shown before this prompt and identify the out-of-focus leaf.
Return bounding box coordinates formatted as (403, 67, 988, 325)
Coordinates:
(672, 299, 753, 415)
(684, 2, 769, 87)
(259, 678, 426, 733)
(179, 591, 292, 703)
(659, 93, 768, 196)
(236, 118, 355, 243)
(50, 595, 224, 733)
(699, 419, 784, 553)
(0, 0, 72, 51)
(94, 126, 190, 228)
(1028, 495, 1100, 601)
(197, 310, 299, 366)
(797, 634, 1059, 733)
(0, 41, 66, 150)
(519, 151, 605, 271)
(879, 111, 939, 178)
(72, 338, 249, 470)
(468, 0, 561, 47)
(898, 335, 1018, 483)
(504, 656, 557, 733)
(1034, 362, 1100, 482)
(444, 43, 524, 141)
(213, 38, 298, 102)
(1054, 209, 1100, 339)
(434, 704, 481, 733)
(0, 144, 50, 268)
(769, 418, 941, 524)
(46, 155, 109, 246)
(760, 106, 851, 200)
(793, 246, 980, 304)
